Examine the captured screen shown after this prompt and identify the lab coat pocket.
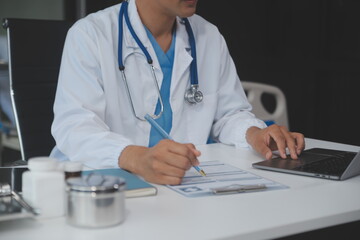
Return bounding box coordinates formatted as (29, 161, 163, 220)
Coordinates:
(185, 92, 218, 145)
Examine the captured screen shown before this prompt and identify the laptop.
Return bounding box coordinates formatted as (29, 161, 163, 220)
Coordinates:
(252, 148, 360, 180)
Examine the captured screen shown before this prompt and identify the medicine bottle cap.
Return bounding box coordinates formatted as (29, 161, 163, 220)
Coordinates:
(64, 162, 83, 173)
(27, 157, 58, 171)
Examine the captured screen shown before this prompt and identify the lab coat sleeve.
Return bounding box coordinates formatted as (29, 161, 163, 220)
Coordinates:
(52, 22, 133, 169)
(211, 35, 267, 148)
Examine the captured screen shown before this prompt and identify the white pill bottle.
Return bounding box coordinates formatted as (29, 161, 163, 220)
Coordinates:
(22, 157, 65, 218)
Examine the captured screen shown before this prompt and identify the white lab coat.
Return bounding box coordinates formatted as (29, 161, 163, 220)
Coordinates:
(50, 0, 266, 169)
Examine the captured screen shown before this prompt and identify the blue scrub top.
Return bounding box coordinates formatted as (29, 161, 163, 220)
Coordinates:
(146, 27, 176, 147)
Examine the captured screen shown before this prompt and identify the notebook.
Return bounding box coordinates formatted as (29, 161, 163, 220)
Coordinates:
(252, 148, 360, 180)
(82, 168, 157, 198)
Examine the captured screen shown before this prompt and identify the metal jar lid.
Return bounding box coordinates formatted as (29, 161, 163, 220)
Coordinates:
(66, 173, 126, 193)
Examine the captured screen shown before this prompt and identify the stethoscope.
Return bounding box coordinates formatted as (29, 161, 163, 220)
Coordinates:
(118, 0, 203, 121)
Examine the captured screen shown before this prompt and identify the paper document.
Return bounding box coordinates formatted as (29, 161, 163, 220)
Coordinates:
(167, 161, 287, 197)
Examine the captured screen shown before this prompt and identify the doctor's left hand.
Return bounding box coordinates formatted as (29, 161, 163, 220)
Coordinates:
(118, 140, 201, 185)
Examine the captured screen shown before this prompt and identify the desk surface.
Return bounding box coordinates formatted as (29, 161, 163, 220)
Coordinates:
(1, 138, 359, 240)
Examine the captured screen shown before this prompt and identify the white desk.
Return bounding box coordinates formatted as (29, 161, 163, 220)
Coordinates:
(1, 138, 359, 240)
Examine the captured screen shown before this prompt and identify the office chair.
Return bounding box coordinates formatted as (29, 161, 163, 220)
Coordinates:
(3, 18, 73, 161)
(241, 81, 290, 129)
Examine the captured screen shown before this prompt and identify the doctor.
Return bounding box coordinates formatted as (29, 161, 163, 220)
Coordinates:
(51, 0, 305, 185)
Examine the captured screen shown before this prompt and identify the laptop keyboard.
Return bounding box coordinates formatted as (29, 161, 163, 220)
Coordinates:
(294, 152, 356, 175)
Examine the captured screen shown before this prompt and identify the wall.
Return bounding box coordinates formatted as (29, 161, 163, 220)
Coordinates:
(197, 0, 360, 146)
(0, 0, 65, 35)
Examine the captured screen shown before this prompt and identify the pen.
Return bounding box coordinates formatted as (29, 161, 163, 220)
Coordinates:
(144, 114, 207, 177)
(211, 184, 267, 195)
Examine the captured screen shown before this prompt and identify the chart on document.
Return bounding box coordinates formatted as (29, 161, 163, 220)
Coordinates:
(167, 161, 288, 197)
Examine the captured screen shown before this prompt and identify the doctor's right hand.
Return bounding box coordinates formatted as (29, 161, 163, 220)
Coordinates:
(118, 140, 201, 185)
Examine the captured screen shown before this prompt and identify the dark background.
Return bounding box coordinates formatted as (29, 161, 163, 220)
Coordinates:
(66, 0, 360, 146)
(196, 0, 360, 147)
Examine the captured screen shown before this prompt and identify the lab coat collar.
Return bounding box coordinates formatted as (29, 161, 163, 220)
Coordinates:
(175, 17, 191, 50)
(171, 17, 193, 92)
(123, 0, 150, 50)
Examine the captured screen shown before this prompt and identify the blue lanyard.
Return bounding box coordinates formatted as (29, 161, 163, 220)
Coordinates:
(117, 0, 198, 86)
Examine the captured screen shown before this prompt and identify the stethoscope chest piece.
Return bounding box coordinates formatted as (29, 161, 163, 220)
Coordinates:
(185, 84, 203, 104)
